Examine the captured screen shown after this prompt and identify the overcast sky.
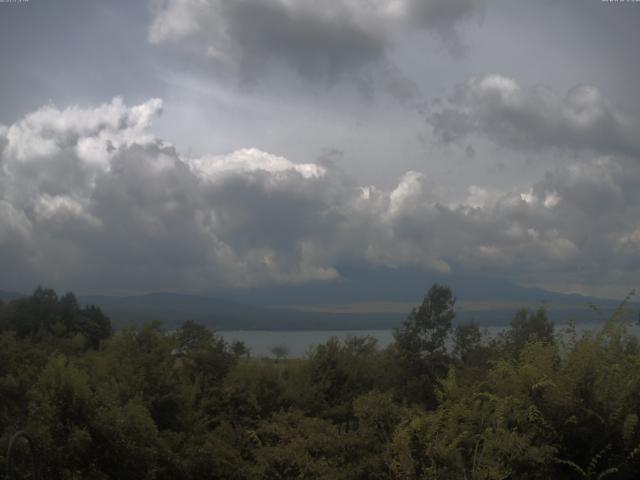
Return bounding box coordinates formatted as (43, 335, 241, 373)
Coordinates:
(1, 0, 639, 298)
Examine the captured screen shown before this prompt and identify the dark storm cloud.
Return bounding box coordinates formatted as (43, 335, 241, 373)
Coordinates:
(426, 75, 640, 159)
(407, 0, 479, 27)
(1, 98, 640, 295)
(405, 0, 482, 54)
(148, 0, 483, 82)
(210, 1, 385, 81)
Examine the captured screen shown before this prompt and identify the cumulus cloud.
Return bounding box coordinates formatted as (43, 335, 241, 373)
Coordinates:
(1, 97, 639, 295)
(148, 0, 482, 82)
(0, 98, 348, 291)
(426, 74, 640, 159)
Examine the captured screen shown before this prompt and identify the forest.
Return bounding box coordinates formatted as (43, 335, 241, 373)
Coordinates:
(1, 285, 640, 479)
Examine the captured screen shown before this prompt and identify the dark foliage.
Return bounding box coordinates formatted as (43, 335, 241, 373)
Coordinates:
(1, 286, 639, 479)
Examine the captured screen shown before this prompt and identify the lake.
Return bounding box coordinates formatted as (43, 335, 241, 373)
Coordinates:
(220, 322, 640, 358)
(219, 329, 396, 357)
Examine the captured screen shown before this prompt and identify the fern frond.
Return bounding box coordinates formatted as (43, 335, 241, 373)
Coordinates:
(596, 467, 619, 480)
(587, 444, 611, 476)
(554, 458, 587, 478)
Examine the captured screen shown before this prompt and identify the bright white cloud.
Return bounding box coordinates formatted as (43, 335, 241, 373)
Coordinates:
(192, 148, 325, 180)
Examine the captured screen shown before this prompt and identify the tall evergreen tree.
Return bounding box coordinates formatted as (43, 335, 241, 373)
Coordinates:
(394, 283, 455, 407)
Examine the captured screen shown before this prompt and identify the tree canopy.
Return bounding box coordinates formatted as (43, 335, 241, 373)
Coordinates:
(1, 285, 639, 479)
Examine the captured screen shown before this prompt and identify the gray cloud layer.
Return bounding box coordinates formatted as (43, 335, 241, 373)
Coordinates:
(1, 97, 639, 296)
(426, 75, 640, 159)
(148, 0, 483, 81)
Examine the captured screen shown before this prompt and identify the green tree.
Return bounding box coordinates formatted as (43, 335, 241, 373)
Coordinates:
(453, 323, 492, 366)
(394, 284, 455, 406)
(301, 336, 389, 427)
(269, 345, 290, 362)
(503, 306, 554, 355)
(0, 288, 111, 349)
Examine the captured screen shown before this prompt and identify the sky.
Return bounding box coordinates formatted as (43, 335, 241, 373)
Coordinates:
(1, 0, 639, 298)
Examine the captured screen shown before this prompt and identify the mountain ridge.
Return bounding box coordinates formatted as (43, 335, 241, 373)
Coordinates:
(2, 271, 635, 330)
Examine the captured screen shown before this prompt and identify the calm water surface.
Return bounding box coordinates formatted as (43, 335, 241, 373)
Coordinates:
(220, 323, 640, 358)
(219, 329, 396, 358)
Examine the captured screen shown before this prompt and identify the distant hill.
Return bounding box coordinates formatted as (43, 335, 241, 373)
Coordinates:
(78, 267, 636, 330)
(78, 292, 401, 331)
(0, 290, 25, 301)
(4, 269, 636, 330)
(205, 266, 635, 328)
(74, 291, 631, 332)
(212, 266, 618, 307)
